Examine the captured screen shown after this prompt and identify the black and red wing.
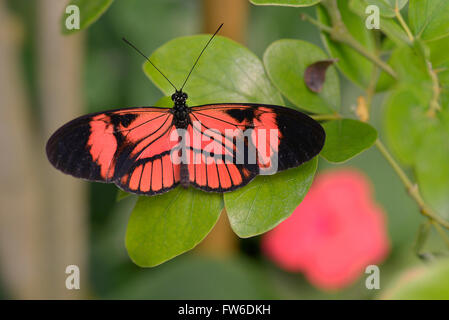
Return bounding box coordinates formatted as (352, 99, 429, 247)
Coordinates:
(47, 104, 325, 195)
(184, 103, 325, 193)
(46, 107, 181, 195)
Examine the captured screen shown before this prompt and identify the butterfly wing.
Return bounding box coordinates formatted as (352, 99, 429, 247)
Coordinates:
(185, 103, 325, 192)
(46, 107, 181, 195)
(47, 104, 325, 195)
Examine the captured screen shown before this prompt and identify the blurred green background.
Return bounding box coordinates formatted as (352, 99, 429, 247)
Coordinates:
(1, 0, 446, 299)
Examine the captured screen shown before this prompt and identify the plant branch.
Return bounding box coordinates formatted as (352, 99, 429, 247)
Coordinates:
(395, 0, 414, 42)
(366, 66, 380, 112)
(427, 61, 442, 118)
(311, 0, 397, 79)
(300, 13, 333, 33)
(323, 94, 449, 231)
(309, 0, 449, 248)
(374, 140, 449, 230)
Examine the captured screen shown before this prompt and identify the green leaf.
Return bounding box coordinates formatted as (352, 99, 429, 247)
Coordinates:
(438, 62, 449, 108)
(376, 65, 396, 92)
(126, 188, 223, 267)
(144, 35, 283, 105)
(381, 259, 449, 299)
(263, 39, 339, 113)
(317, 1, 376, 88)
(320, 119, 377, 163)
(348, 0, 410, 45)
(62, 0, 114, 35)
(155, 95, 202, 108)
(389, 43, 433, 88)
(154, 95, 173, 107)
(415, 120, 449, 218)
(374, 0, 408, 17)
(116, 189, 131, 201)
(349, 0, 408, 18)
(385, 86, 435, 166)
(250, 0, 321, 6)
(409, 0, 449, 41)
(377, 17, 411, 44)
(427, 36, 449, 67)
(224, 158, 317, 238)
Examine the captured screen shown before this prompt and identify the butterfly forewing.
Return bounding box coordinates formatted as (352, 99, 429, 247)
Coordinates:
(46, 107, 181, 195)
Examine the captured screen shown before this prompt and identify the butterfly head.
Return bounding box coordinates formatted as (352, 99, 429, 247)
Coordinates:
(172, 91, 188, 105)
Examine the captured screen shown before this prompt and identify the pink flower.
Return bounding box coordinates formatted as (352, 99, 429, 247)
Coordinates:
(262, 169, 390, 290)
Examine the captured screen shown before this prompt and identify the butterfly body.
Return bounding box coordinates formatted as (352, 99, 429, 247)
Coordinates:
(171, 91, 191, 129)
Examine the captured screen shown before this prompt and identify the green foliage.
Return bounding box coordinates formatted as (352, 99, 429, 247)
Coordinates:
(67, 0, 449, 269)
(263, 39, 339, 113)
(225, 158, 317, 237)
(409, 0, 449, 41)
(321, 119, 377, 163)
(348, 0, 410, 44)
(106, 255, 275, 299)
(427, 36, 449, 66)
(384, 38, 449, 216)
(389, 43, 432, 88)
(62, 0, 114, 35)
(382, 259, 449, 299)
(350, 0, 408, 18)
(375, 18, 410, 45)
(317, 1, 376, 88)
(144, 35, 283, 105)
(416, 123, 449, 218)
(385, 87, 435, 166)
(116, 189, 131, 201)
(126, 187, 223, 267)
(250, 0, 321, 7)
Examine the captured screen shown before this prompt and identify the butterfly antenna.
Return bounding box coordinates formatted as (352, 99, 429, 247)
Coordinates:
(122, 37, 178, 91)
(180, 23, 223, 92)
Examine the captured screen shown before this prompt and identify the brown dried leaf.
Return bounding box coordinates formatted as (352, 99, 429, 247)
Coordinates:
(304, 59, 338, 93)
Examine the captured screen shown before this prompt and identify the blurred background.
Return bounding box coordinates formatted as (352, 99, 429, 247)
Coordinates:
(0, 0, 443, 299)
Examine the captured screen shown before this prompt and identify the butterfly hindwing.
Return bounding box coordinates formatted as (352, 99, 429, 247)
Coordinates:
(185, 103, 325, 193)
(183, 122, 257, 192)
(46, 107, 181, 195)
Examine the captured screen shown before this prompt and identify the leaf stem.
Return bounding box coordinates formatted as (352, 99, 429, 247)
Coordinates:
(374, 139, 449, 230)
(395, 0, 414, 42)
(366, 65, 380, 112)
(427, 61, 442, 118)
(300, 13, 333, 33)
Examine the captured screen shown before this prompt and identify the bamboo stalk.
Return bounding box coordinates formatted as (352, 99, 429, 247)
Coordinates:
(0, 0, 48, 299)
(37, 0, 87, 298)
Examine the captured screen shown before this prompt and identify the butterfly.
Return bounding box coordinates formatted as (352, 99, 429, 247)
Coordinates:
(46, 25, 325, 196)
